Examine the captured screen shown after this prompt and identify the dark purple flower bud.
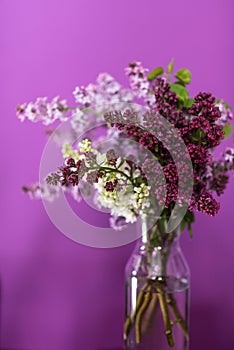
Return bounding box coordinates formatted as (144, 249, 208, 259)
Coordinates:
(66, 158, 76, 167)
(68, 173, 79, 186)
(104, 180, 117, 192)
(46, 172, 61, 186)
(210, 174, 229, 196)
(139, 131, 158, 150)
(76, 159, 82, 168)
(196, 192, 220, 216)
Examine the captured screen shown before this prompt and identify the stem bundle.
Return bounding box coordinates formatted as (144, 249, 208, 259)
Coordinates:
(124, 278, 188, 348)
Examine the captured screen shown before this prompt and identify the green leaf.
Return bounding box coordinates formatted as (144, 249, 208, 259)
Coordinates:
(184, 98, 194, 108)
(170, 83, 188, 103)
(188, 223, 193, 238)
(223, 124, 232, 138)
(173, 80, 185, 86)
(187, 211, 195, 222)
(167, 59, 174, 74)
(180, 219, 186, 233)
(181, 211, 194, 238)
(150, 235, 158, 247)
(147, 67, 164, 81)
(175, 68, 192, 85)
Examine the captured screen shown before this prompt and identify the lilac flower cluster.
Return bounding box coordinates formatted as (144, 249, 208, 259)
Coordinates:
(216, 100, 233, 126)
(71, 73, 134, 136)
(152, 81, 231, 215)
(59, 159, 88, 186)
(22, 181, 82, 203)
(125, 61, 155, 105)
(73, 73, 133, 107)
(17, 73, 134, 140)
(17, 96, 68, 125)
(204, 147, 234, 197)
(154, 79, 179, 118)
(125, 62, 150, 98)
(104, 75, 234, 217)
(196, 192, 220, 216)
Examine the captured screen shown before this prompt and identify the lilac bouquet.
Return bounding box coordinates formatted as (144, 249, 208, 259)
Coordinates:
(17, 61, 234, 348)
(17, 60, 234, 235)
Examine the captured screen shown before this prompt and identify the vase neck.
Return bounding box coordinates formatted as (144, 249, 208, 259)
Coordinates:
(140, 217, 180, 250)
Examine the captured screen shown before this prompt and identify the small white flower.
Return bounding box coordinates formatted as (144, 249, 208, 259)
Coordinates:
(78, 139, 92, 153)
(62, 144, 80, 161)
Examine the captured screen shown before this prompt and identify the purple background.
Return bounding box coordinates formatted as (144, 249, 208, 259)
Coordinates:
(1, 0, 234, 349)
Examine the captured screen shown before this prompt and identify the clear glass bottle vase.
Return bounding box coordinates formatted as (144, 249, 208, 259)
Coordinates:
(124, 218, 190, 350)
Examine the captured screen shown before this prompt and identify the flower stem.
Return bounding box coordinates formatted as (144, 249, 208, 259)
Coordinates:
(124, 283, 148, 341)
(167, 293, 189, 340)
(135, 286, 152, 344)
(157, 284, 175, 347)
(64, 105, 104, 117)
(100, 166, 134, 184)
(141, 292, 158, 335)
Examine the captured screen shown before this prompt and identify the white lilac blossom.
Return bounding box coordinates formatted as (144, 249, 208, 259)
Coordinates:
(70, 73, 135, 136)
(17, 73, 134, 136)
(125, 61, 155, 106)
(223, 147, 234, 164)
(93, 174, 151, 224)
(23, 181, 83, 203)
(94, 180, 137, 224)
(62, 143, 80, 161)
(73, 73, 134, 108)
(78, 139, 92, 153)
(216, 100, 233, 126)
(17, 96, 68, 125)
(125, 61, 149, 98)
(48, 140, 151, 225)
(93, 163, 150, 223)
(70, 109, 88, 134)
(22, 182, 62, 201)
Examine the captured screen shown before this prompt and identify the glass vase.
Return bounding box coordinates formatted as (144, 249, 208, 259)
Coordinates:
(124, 218, 190, 350)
